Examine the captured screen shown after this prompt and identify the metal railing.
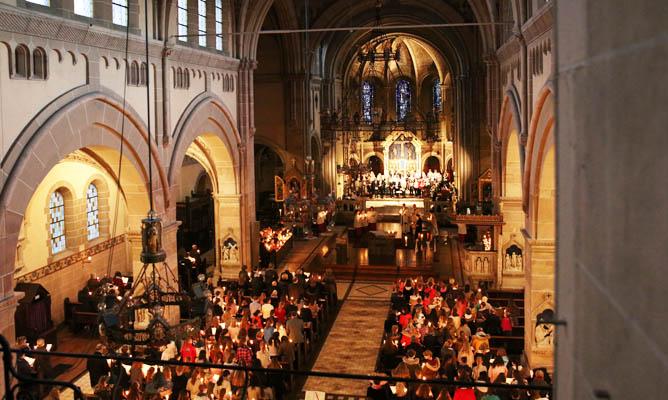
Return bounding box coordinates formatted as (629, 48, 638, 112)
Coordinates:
(0, 334, 553, 400)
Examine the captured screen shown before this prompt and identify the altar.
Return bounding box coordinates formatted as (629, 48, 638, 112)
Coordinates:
(365, 197, 424, 209)
(384, 131, 421, 175)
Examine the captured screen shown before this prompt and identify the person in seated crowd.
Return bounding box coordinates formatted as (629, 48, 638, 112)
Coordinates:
(374, 276, 550, 400)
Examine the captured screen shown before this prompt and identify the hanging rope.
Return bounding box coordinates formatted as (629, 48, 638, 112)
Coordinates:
(106, 7, 132, 278)
(144, 0, 154, 212)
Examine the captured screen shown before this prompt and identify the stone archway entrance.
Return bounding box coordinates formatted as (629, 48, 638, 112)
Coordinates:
(176, 155, 215, 260)
(174, 133, 241, 277)
(423, 155, 441, 173)
(367, 155, 384, 175)
(254, 143, 285, 224)
(0, 92, 169, 340)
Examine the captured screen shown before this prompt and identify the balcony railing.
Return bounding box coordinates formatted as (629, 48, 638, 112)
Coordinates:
(0, 333, 553, 400)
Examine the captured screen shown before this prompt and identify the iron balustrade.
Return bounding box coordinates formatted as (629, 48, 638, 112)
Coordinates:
(0, 334, 553, 399)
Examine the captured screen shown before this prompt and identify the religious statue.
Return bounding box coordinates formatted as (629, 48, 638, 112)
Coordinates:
(229, 243, 239, 262)
(147, 226, 159, 253)
(535, 322, 555, 347)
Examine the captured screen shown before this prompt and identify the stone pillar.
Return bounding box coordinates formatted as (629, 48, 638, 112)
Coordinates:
(496, 197, 524, 289)
(0, 292, 21, 400)
(213, 194, 242, 278)
(491, 138, 502, 214)
(524, 238, 555, 369)
(485, 55, 501, 211)
(453, 74, 472, 201)
(93, 0, 112, 23)
(162, 221, 180, 325)
(285, 73, 309, 161)
(126, 231, 144, 280)
(237, 58, 258, 269)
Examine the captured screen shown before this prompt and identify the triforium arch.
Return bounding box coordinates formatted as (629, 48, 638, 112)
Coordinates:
(168, 93, 249, 274)
(524, 86, 555, 215)
(0, 90, 168, 338)
(496, 87, 526, 291)
(499, 88, 524, 200)
(522, 84, 556, 369)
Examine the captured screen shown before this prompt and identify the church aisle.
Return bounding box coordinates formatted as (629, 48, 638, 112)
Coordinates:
(303, 282, 392, 396)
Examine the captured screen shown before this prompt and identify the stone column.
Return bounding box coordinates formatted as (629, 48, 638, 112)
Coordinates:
(524, 238, 555, 369)
(453, 74, 473, 202)
(491, 138, 502, 214)
(237, 58, 258, 269)
(497, 197, 524, 289)
(126, 230, 144, 279)
(484, 54, 501, 211)
(162, 221, 180, 325)
(285, 73, 309, 161)
(213, 194, 242, 278)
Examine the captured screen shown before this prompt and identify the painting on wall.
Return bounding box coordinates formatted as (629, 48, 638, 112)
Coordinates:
(274, 176, 285, 202)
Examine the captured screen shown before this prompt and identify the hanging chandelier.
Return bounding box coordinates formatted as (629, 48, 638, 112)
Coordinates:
(98, 212, 202, 347)
(357, 1, 400, 65)
(97, 0, 203, 348)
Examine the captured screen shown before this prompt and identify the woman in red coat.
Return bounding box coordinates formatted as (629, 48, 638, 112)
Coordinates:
(180, 338, 197, 363)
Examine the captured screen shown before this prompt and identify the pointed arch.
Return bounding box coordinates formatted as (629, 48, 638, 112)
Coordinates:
(524, 86, 555, 212)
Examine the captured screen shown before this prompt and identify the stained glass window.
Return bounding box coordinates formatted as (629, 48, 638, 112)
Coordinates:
(74, 0, 93, 17)
(112, 0, 128, 26)
(215, 0, 223, 51)
(361, 81, 374, 124)
(197, 0, 207, 47)
(396, 79, 411, 121)
(49, 191, 66, 254)
(177, 0, 188, 42)
(87, 184, 100, 241)
(433, 79, 442, 113)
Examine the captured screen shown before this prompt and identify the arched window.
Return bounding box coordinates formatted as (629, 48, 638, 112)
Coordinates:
(112, 0, 128, 26)
(230, 76, 234, 91)
(49, 191, 66, 254)
(432, 78, 442, 114)
(197, 0, 207, 47)
(215, 0, 224, 51)
(361, 81, 374, 124)
(74, 0, 93, 17)
(184, 68, 190, 88)
(395, 79, 411, 121)
(14, 45, 30, 78)
(177, 0, 188, 42)
(86, 183, 100, 241)
(139, 62, 148, 86)
(32, 47, 47, 80)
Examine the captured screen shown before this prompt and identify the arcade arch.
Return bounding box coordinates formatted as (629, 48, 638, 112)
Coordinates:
(14, 146, 149, 323)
